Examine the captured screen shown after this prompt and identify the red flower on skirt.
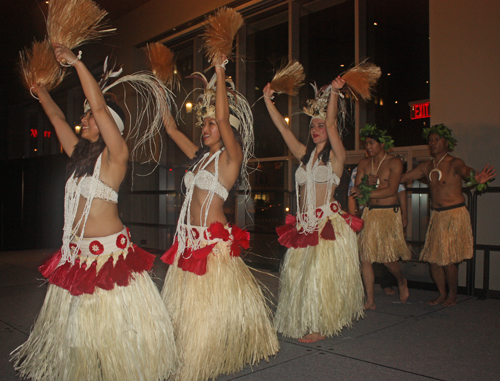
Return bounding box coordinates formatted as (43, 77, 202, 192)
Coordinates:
(330, 202, 339, 213)
(89, 240, 104, 255)
(315, 208, 324, 219)
(116, 234, 128, 249)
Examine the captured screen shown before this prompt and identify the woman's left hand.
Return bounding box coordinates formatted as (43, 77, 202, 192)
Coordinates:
(331, 76, 345, 90)
(52, 43, 78, 65)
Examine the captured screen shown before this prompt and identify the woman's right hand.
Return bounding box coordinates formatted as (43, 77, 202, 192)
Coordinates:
(263, 83, 275, 100)
(52, 43, 78, 65)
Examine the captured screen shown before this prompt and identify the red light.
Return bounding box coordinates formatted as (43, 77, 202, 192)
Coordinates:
(169, 168, 172, 171)
(30, 129, 38, 138)
(410, 102, 430, 120)
(44, 131, 51, 138)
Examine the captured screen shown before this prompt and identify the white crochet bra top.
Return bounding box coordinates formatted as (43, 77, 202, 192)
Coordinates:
(174, 149, 229, 255)
(295, 148, 340, 233)
(61, 154, 117, 264)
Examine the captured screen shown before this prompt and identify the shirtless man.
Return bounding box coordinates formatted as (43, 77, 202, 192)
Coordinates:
(351, 125, 411, 310)
(401, 124, 495, 306)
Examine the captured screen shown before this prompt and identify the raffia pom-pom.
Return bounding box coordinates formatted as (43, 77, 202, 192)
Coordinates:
(19, 38, 66, 93)
(47, 0, 116, 51)
(341, 59, 381, 101)
(201, 7, 243, 64)
(145, 42, 180, 91)
(270, 59, 305, 96)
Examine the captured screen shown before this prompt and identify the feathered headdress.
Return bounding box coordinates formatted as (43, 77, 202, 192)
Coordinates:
(360, 124, 394, 150)
(144, 42, 181, 91)
(201, 7, 243, 65)
(19, 38, 67, 95)
(269, 59, 305, 96)
(423, 124, 457, 151)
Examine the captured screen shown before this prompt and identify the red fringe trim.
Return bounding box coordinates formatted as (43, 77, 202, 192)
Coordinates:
(277, 214, 336, 248)
(40, 245, 155, 296)
(161, 224, 250, 276)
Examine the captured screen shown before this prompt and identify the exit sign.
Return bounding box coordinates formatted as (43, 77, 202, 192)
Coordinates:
(409, 100, 430, 120)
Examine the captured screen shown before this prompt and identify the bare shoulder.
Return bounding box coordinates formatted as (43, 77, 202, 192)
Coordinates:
(358, 156, 371, 169)
(388, 154, 403, 167)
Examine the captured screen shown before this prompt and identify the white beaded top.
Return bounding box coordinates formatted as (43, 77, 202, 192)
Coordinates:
(295, 148, 339, 233)
(62, 153, 114, 264)
(174, 149, 229, 256)
(80, 176, 118, 203)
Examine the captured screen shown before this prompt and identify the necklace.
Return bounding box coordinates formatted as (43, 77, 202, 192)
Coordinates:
(428, 153, 448, 181)
(371, 153, 387, 187)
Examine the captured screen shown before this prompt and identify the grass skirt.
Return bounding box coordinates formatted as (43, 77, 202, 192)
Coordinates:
(11, 230, 178, 381)
(420, 205, 473, 265)
(358, 206, 411, 263)
(162, 229, 279, 381)
(275, 212, 364, 339)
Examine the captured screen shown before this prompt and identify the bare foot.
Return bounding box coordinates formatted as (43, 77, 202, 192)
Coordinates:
(398, 279, 409, 303)
(364, 301, 376, 310)
(427, 294, 446, 305)
(383, 287, 396, 295)
(443, 296, 457, 306)
(298, 333, 326, 343)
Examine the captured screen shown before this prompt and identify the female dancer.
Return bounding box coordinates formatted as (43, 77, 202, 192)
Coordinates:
(263, 76, 364, 343)
(12, 45, 177, 380)
(161, 54, 279, 381)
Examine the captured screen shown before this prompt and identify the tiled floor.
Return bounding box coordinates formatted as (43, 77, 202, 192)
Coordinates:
(1, 249, 498, 381)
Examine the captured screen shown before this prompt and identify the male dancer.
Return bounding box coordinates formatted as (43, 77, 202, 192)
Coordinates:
(351, 125, 410, 310)
(401, 124, 495, 306)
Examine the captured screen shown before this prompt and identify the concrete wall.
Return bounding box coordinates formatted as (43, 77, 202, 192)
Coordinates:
(430, 0, 500, 289)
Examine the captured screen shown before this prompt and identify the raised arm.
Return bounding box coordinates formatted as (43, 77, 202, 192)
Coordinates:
(325, 76, 347, 167)
(455, 159, 496, 183)
(214, 54, 243, 164)
(162, 106, 199, 160)
(401, 162, 426, 184)
(263, 83, 306, 160)
(32, 85, 79, 157)
(53, 44, 128, 164)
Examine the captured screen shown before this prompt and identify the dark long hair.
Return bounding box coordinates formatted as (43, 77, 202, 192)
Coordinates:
(300, 136, 332, 166)
(190, 126, 244, 189)
(67, 135, 106, 178)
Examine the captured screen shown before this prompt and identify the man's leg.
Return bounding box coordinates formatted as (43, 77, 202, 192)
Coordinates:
(361, 261, 376, 310)
(377, 264, 396, 295)
(383, 261, 409, 303)
(443, 263, 458, 306)
(428, 263, 447, 305)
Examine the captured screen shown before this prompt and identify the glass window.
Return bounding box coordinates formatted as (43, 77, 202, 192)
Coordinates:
(366, 0, 430, 147)
(245, 5, 289, 158)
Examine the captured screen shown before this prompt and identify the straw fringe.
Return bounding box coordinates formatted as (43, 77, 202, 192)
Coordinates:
(201, 7, 243, 64)
(163, 241, 279, 381)
(11, 273, 178, 381)
(145, 42, 181, 91)
(270, 59, 305, 96)
(358, 207, 411, 263)
(341, 59, 381, 101)
(47, 0, 115, 49)
(420, 206, 473, 265)
(19, 38, 66, 91)
(275, 213, 364, 339)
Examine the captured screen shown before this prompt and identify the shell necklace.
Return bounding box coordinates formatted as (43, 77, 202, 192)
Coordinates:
(429, 153, 448, 181)
(371, 153, 387, 187)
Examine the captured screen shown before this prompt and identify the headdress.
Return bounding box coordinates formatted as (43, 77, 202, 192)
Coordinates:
(423, 124, 457, 151)
(360, 124, 394, 150)
(187, 72, 255, 198)
(302, 82, 333, 121)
